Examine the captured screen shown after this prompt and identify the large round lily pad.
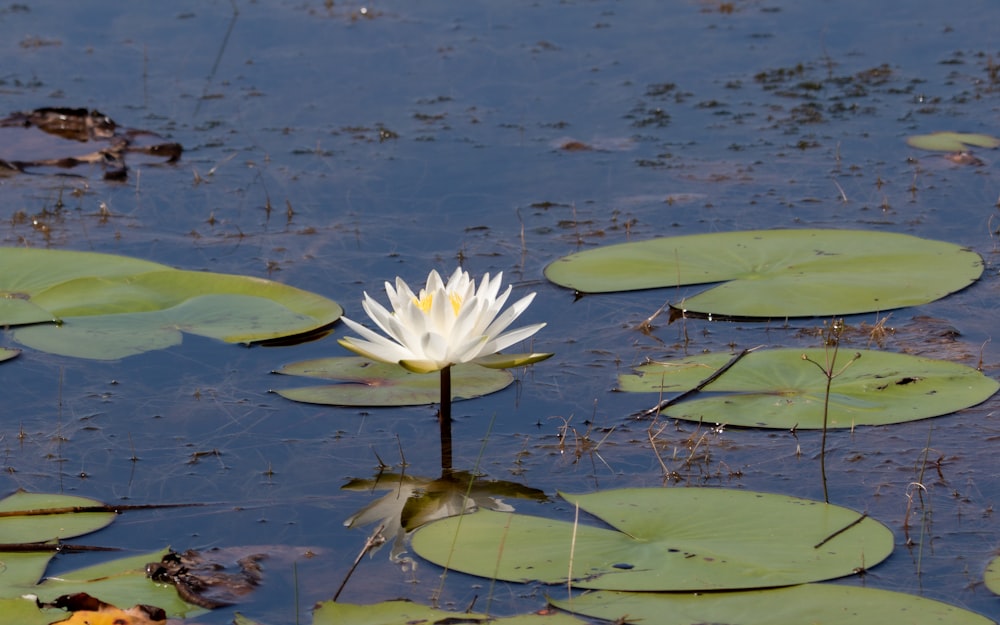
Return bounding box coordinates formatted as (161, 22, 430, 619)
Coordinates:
(0, 247, 168, 326)
(0, 248, 342, 359)
(619, 348, 999, 429)
(549, 585, 994, 625)
(272, 357, 513, 406)
(411, 487, 893, 591)
(543, 229, 983, 319)
(314, 600, 587, 625)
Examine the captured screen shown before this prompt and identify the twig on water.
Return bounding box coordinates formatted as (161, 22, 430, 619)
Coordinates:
(636, 347, 758, 418)
(332, 523, 385, 602)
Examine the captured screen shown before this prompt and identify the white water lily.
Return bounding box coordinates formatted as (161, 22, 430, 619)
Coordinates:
(338, 268, 550, 374)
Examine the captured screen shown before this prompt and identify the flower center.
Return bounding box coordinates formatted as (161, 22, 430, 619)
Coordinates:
(414, 293, 464, 315)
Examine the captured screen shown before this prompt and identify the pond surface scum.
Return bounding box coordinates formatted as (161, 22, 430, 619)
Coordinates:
(0, 0, 999, 622)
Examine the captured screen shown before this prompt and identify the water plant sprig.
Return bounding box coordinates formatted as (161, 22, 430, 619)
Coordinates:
(338, 268, 551, 470)
(802, 319, 861, 503)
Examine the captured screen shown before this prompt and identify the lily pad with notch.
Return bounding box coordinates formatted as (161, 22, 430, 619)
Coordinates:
(549, 584, 994, 625)
(618, 348, 999, 429)
(271, 357, 513, 406)
(544, 229, 983, 319)
(411, 487, 893, 591)
(0, 248, 342, 359)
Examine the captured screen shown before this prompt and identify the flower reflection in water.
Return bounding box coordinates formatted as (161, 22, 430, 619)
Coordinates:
(342, 471, 546, 568)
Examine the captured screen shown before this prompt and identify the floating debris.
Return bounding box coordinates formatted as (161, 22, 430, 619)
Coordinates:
(0, 107, 182, 180)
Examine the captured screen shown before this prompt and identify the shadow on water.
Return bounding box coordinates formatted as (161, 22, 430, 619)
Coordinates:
(0, 0, 999, 622)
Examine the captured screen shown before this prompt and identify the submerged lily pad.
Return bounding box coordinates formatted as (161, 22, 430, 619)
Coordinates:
(550, 585, 994, 625)
(0, 248, 342, 359)
(907, 131, 1000, 152)
(411, 488, 893, 591)
(272, 357, 513, 406)
(544, 230, 982, 319)
(618, 348, 999, 429)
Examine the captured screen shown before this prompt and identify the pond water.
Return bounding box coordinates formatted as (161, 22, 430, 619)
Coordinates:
(1, 0, 999, 622)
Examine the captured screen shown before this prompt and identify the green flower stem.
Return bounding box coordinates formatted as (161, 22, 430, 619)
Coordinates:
(439, 365, 453, 473)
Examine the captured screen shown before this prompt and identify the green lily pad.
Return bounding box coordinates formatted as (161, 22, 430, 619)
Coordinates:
(543, 230, 983, 319)
(907, 131, 1000, 152)
(549, 585, 994, 625)
(985, 554, 1000, 595)
(0, 491, 116, 544)
(0, 247, 169, 326)
(272, 357, 513, 406)
(411, 488, 893, 591)
(0, 598, 58, 625)
(0, 492, 199, 617)
(618, 348, 999, 429)
(0, 348, 19, 363)
(0, 248, 342, 359)
(33, 548, 198, 617)
(313, 600, 587, 625)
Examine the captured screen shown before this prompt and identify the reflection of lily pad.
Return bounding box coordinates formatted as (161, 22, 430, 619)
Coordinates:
(0, 248, 342, 359)
(550, 585, 994, 625)
(314, 600, 587, 625)
(544, 230, 983, 319)
(619, 348, 999, 429)
(272, 357, 513, 406)
(907, 131, 1000, 152)
(412, 488, 893, 591)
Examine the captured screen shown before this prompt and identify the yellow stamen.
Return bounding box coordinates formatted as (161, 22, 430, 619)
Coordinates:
(413, 293, 463, 315)
(414, 294, 433, 313)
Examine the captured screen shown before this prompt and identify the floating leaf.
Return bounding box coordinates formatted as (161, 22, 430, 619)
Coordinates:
(412, 488, 892, 591)
(0, 491, 116, 544)
(544, 230, 982, 319)
(0, 347, 19, 363)
(985, 555, 1000, 595)
(907, 131, 1000, 152)
(618, 348, 999, 429)
(272, 357, 513, 406)
(0, 598, 56, 625)
(549, 585, 994, 625)
(0, 248, 169, 326)
(313, 600, 586, 625)
(34, 549, 200, 617)
(0, 248, 342, 359)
